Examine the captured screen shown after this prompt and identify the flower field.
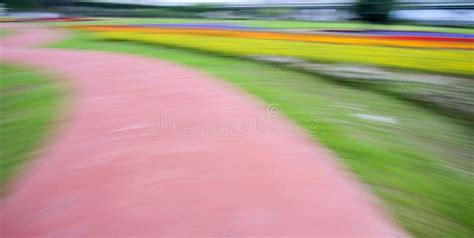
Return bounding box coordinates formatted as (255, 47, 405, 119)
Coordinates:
(70, 24, 473, 75)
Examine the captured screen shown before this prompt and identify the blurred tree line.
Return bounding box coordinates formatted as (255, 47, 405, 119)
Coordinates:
(0, 0, 73, 8)
(354, 0, 395, 23)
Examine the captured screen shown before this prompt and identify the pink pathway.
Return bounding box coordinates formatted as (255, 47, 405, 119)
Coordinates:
(0, 25, 405, 237)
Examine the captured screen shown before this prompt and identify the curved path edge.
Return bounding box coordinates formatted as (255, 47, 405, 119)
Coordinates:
(1, 24, 406, 237)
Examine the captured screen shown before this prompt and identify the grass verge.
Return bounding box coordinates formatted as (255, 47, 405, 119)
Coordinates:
(51, 31, 473, 237)
(0, 64, 61, 191)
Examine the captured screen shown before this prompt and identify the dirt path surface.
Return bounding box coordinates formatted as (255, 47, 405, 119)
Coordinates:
(0, 25, 406, 237)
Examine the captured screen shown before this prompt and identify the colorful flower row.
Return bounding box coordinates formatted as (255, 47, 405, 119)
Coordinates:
(80, 29, 473, 75)
(321, 29, 473, 39)
(72, 25, 474, 50)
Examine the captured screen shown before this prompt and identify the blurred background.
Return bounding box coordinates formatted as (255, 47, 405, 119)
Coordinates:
(1, 0, 473, 237)
(0, 0, 473, 25)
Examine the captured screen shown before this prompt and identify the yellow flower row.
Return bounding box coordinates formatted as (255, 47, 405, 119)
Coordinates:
(92, 31, 473, 76)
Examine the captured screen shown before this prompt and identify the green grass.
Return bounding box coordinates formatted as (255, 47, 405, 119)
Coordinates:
(0, 64, 61, 191)
(51, 31, 473, 237)
(49, 17, 474, 34)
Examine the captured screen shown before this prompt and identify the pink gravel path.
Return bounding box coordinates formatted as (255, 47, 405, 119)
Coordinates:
(0, 25, 405, 237)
